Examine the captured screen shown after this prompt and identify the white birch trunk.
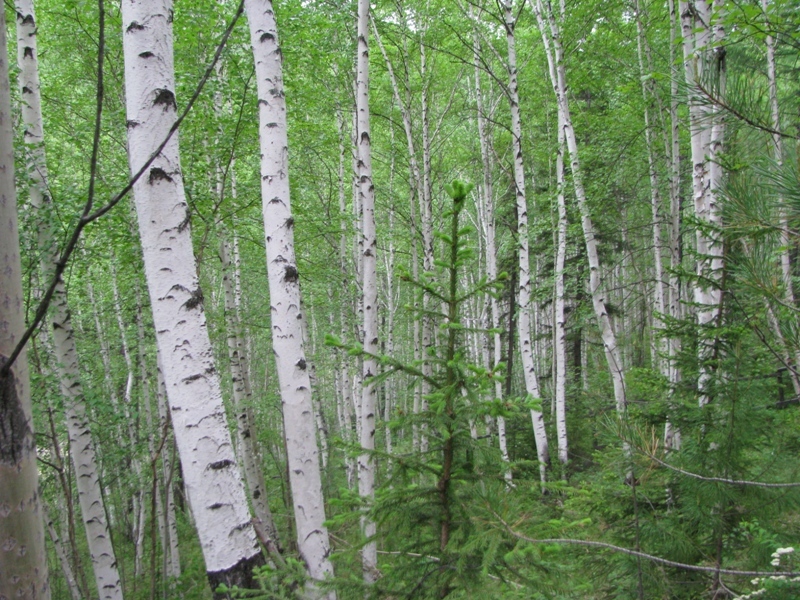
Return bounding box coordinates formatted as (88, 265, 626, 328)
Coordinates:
(16, 1, 122, 596)
(355, 0, 379, 582)
(554, 108, 569, 466)
(121, 0, 261, 585)
(665, 0, 683, 450)
(0, 6, 50, 594)
(503, 0, 549, 486)
(43, 504, 80, 600)
(472, 16, 511, 476)
(535, 0, 627, 416)
(155, 360, 181, 578)
(680, 0, 726, 405)
(220, 232, 281, 549)
(634, 0, 668, 380)
(243, 0, 335, 589)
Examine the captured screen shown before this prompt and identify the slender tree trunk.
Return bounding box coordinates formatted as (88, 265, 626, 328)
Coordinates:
(472, 16, 511, 478)
(503, 0, 549, 486)
(43, 504, 81, 600)
(554, 108, 568, 467)
(16, 1, 122, 596)
(243, 0, 335, 590)
(155, 359, 180, 579)
(680, 0, 726, 406)
(121, 0, 262, 588)
(634, 0, 668, 380)
(535, 0, 627, 417)
(0, 6, 50, 595)
(355, 0, 379, 582)
(220, 231, 282, 550)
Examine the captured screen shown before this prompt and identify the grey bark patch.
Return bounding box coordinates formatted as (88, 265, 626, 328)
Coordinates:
(153, 88, 177, 112)
(0, 356, 29, 466)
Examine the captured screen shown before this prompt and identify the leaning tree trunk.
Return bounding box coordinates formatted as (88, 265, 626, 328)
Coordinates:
(16, 1, 122, 597)
(0, 6, 50, 596)
(502, 0, 549, 486)
(355, 0, 379, 583)
(121, 0, 262, 589)
(535, 0, 627, 417)
(243, 0, 336, 591)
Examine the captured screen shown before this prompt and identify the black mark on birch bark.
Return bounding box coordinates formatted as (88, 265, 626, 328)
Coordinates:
(0, 356, 28, 466)
(153, 89, 177, 112)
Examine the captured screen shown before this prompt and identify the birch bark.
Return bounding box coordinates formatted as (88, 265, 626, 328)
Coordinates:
(554, 108, 568, 466)
(243, 0, 335, 589)
(220, 232, 281, 549)
(503, 0, 550, 485)
(472, 17, 511, 476)
(0, 6, 49, 595)
(355, 0, 379, 581)
(15, 1, 122, 596)
(679, 0, 726, 405)
(535, 0, 627, 416)
(121, 0, 261, 587)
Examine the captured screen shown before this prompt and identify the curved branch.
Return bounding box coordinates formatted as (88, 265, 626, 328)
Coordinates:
(494, 511, 800, 578)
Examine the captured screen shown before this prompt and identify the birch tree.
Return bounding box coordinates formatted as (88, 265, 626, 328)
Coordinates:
(679, 0, 726, 405)
(534, 0, 627, 418)
(121, 0, 262, 588)
(501, 0, 550, 485)
(243, 0, 336, 590)
(0, 6, 50, 595)
(355, 0, 379, 582)
(15, 1, 123, 596)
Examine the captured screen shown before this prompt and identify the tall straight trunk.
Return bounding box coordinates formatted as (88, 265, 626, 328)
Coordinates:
(243, 0, 335, 589)
(336, 112, 357, 488)
(355, 0, 379, 582)
(679, 0, 726, 405)
(503, 0, 549, 485)
(0, 6, 50, 595)
(419, 38, 434, 454)
(665, 0, 683, 450)
(155, 359, 180, 579)
(761, 0, 800, 395)
(220, 231, 281, 550)
(16, 2, 122, 596)
(472, 16, 511, 476)
(121, 0, 261, 588)
(43, 504, 80, 600)
(634, 0, 667, 378)
(535, 0, 627, 416)
(371, 19, 424, 451)
(554, 108, 568, 466)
